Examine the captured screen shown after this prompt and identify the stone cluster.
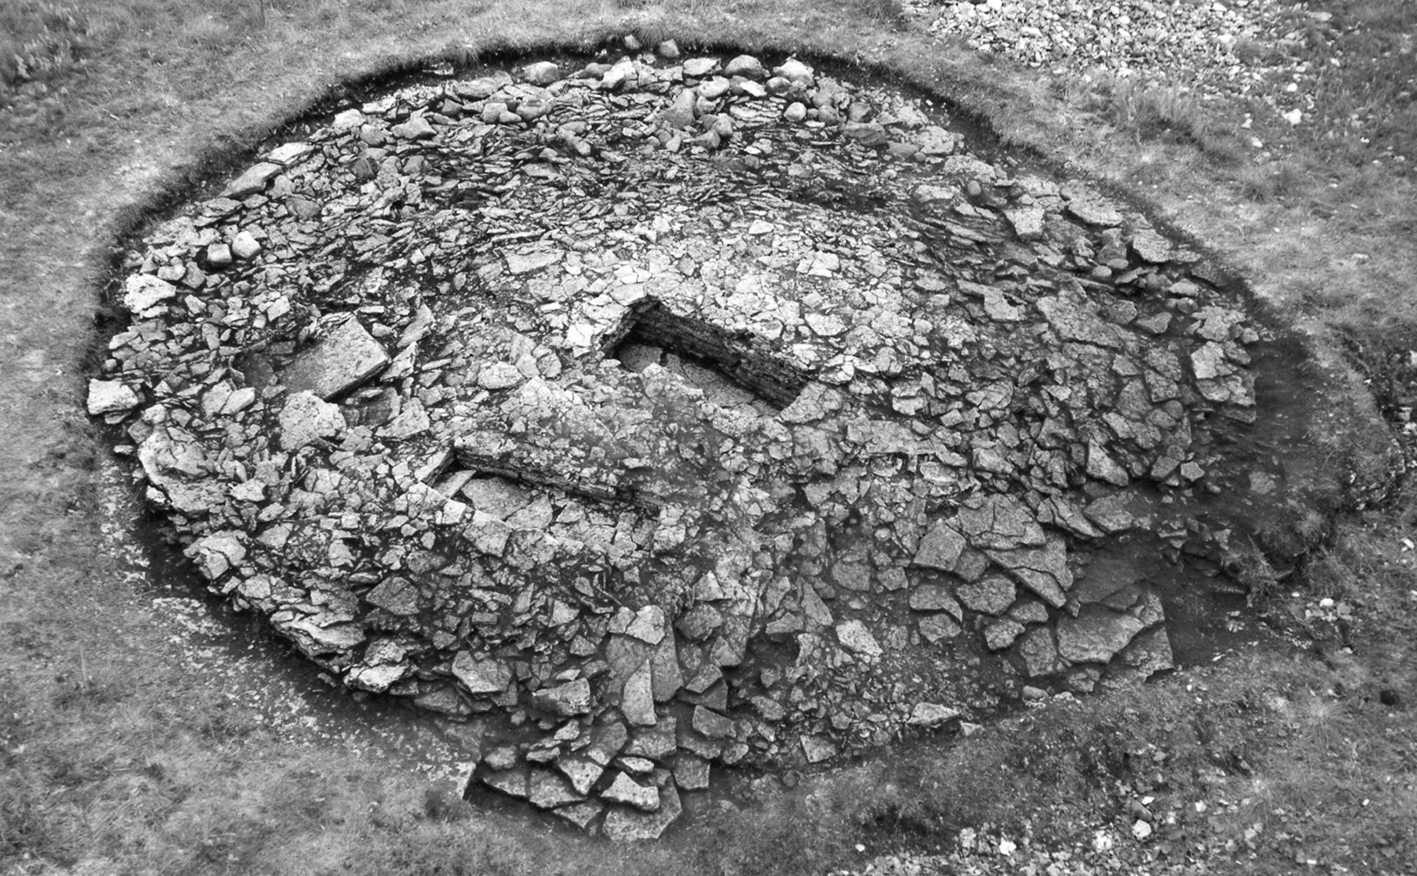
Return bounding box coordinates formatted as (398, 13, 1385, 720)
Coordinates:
(92, 47, 1281, 838)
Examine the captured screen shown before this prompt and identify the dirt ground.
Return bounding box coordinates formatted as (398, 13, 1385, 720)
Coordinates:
(3, 1, 1416, 874)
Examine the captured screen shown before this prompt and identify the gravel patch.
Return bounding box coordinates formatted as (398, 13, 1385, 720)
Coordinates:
(927, 0, 1330, 103)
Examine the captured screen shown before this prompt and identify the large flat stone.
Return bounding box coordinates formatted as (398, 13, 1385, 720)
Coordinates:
(282, 317, 388, 399)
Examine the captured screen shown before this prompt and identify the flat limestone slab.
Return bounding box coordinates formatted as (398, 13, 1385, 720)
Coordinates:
(282, 317, 388, 399)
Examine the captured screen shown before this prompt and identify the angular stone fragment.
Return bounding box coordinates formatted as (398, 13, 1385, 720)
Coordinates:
(557, 756, 605, 796)
(283, 317, 389, 400)
(984, 619, 1025, 651)
(189, 532, 246, 580)
(221, 161, 282, 198)
(913, 521, 967, 571)
(392, 116, 436, 140)
(1116, 625, 1175, 677)
(482, 764, 530, 799)
(265, 142, 312, 165)
(231, 231, 261, 260)
(122, 274, 178, 317)
(506, 248, 562, 275)
(1019, 627, 1060, 677)
(986, 537, 1072, 608)
(602, 773, 659, 812)
(683, 58, 718, 78)
(1004, 205, 1045, 240)
(957, 494, 1046, 550)
(366, 577, 419, 615)
(603, 783, 681, 842)
(674, 754, 710, 790)
(907, 702, 960, 727)
(918, 614, 962, 643)
(620, 660, 656, 726)
(528, 768, 582, 809)
(1065, 195, 1123, 227)
(909, 584, 962, 616)
(532, 678, 591, 716)
(87, 379, 139, 415)
(691, 705, 733, 739)
(553, 800, 604, 830)
(451, 652, 512, 694)
(956, 576, 1016, 615)
(835, 620, 882, 658)
(661, 88, 697, 129)
(1056, 605, 1150, 664)
(278, 391, 344, 450)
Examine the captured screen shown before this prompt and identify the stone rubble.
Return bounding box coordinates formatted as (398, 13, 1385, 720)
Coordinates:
(94, 47, 1291, 838)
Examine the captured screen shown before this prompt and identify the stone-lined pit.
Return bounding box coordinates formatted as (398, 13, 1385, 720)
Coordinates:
(91, 46, 1342, 840)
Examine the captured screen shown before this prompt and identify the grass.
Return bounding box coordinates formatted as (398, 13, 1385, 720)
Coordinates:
(2, 0, 1417, 873)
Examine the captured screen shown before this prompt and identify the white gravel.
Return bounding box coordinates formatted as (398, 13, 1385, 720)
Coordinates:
(926, 0, 1328, 102)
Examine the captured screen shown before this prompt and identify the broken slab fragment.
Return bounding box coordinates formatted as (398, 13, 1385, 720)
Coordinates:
(835, 619, 883, 658)
(1056, 603, 1153, 664)
(602, 772, 659, 812)
(282, 316, 389, 400)
(278, 391, 344, 450)
(87, 379, 139, 415)
(451, 652, 513, 695)
(603, 783, 682, 842)
(907, 702, 960, 727)
(122, 274, 178, 318)
(221, 161, 282, 198)
(532, 678, 592, 716)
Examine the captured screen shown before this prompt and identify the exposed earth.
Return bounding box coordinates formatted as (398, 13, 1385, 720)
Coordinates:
(89, 45, 1375, 840)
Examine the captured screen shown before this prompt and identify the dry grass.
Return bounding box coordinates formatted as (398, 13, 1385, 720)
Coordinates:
(2, 0, 1417, 873)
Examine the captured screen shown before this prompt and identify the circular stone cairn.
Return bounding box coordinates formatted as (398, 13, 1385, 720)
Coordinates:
(94, 48, 1300, 839)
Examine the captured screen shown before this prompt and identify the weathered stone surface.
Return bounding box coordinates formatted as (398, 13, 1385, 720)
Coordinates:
(283, 317, 389, 399)
(522, 60, 561, 85)
(452, 653, 512, 694)
(801, 735, 837, 763)
(88, 379, 139, 415)
(913, 521, 967, 571)
(986, 538, 1072, 608)
(532, 678, 592, 716)
(1018, 627, 1060, 677)
(956, 576, 1016, 615)
(603, 772, 659, 812)
(556, 756, 605, 796)
(907, 702, 960, 727)
(723, 54, 765, 78)
(231, 231, 261, 260)
(1056, 605, 1150, 664)
(836, 620, 882, 658)
(122, 274, 177, 317)
(919, 614, 962, 643)
(528, 768, 581, 809)
(278, 391, 344, 450)
(984, 619, 1025, 651)
(603, 783, 682, 842)
(222, 162, 282, 198)
(957, 495, 1046, 550)
(909, 584, 962, 617)
(620, 660, 657, 726)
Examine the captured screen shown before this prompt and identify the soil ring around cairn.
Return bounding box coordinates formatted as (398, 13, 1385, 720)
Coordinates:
(91, 45, 1389, 841)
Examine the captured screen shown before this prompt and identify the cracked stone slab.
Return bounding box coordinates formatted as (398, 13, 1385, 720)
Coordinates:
(282, 317, 389, 400)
